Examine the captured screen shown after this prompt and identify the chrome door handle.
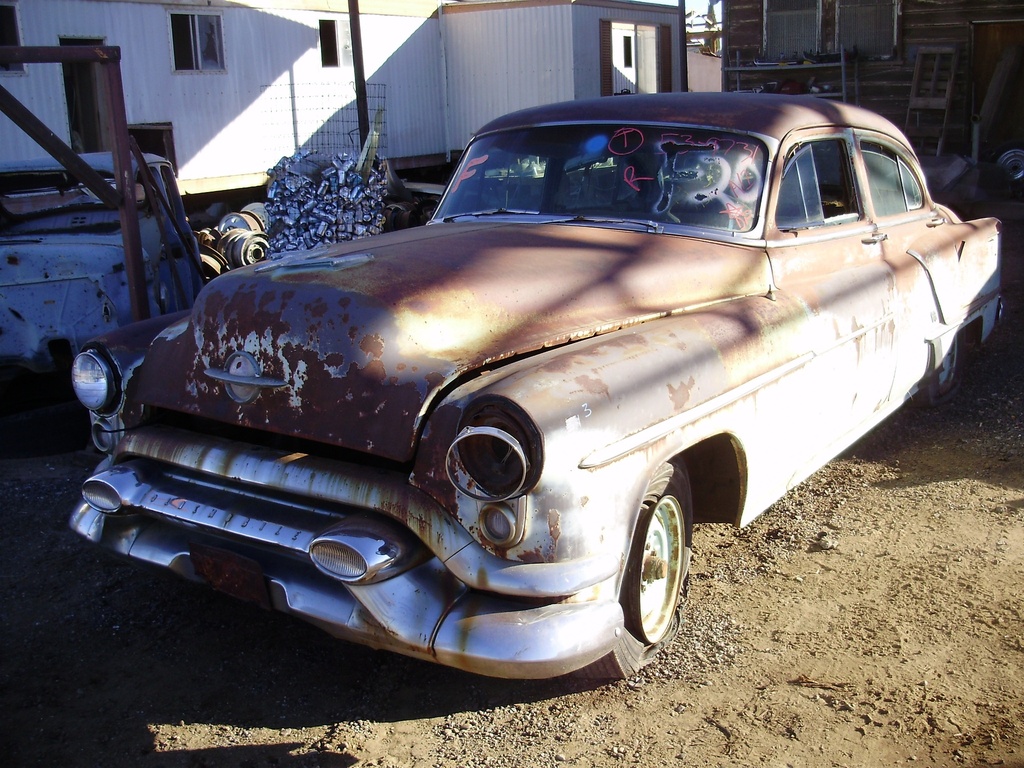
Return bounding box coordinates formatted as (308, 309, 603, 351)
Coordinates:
(862, 232, 888, 244)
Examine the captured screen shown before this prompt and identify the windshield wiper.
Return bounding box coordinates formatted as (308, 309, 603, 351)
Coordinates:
(441, 208, 534, 223)
(440, 210, 665, 234)
(552, 215, 665, 234)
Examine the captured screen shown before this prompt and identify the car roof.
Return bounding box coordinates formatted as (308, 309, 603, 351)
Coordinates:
(476, 92, 910, 148)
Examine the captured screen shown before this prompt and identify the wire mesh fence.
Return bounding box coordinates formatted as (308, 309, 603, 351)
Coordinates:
(259, 81, 387, 158)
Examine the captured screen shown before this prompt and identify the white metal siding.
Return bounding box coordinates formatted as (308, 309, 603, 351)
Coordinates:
(1, 0, 714, 191)
(442, 4, 576, 149)
(362, 14, 447, 160)
(2, 1, 445, 190)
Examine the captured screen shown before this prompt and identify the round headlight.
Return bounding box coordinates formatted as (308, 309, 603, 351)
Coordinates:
(71, 350, 117, 412)
(445, 401, 542, 502)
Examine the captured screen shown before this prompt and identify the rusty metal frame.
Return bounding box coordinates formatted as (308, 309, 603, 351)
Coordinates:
(0, 45, 149, 321)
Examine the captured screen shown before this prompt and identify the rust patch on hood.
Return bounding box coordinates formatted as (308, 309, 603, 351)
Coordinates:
(133, 222, 770, 462)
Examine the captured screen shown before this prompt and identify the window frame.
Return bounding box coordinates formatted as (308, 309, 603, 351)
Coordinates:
(763, 0, 898, 61)
(836, 0, 898, 60)
(763, 0, 820, 61)
(858, 139, 928, 220)
(169, 11, 226, 73)
(319, 20, 340, 68)
(0, 3, 24, 74)
(773, 135, 862, 232)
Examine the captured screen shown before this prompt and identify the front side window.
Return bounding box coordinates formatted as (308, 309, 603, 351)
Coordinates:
(776, 139, 859, 230)
(170, 13, 224, 72)
(861, 142, 925, 218)
(437, 124, 768, 233)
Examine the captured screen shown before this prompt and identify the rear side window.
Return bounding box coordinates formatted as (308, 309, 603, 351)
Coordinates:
(776, 139, 859, 230)
(861, 142, 924, 218)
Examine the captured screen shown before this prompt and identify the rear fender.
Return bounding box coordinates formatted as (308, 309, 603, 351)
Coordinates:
(906, 215, 1001, 326)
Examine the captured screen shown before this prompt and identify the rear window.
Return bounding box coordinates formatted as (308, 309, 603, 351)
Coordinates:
(861, 142, 924, 218)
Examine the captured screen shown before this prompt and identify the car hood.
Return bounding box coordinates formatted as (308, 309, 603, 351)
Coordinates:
(0, 235, 125, 283)
(135, 222, 770, 462)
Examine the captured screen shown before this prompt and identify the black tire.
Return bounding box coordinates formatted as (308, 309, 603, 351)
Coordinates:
(581, 462, 694, 679)
(993, 141, 1024, 195)
(913, 330, 966, 407)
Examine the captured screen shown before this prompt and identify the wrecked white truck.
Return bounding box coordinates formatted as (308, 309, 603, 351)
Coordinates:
(0, 152, 202, 391)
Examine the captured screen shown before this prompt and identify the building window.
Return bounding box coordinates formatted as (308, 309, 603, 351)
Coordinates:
(764, 0, 819, 60)
(318, 19, 353, 70)
(170, 13, 225, 72)
(320, 20, 339, 68)
(837, 0, 896, 59)
(0, 4, 24, 73)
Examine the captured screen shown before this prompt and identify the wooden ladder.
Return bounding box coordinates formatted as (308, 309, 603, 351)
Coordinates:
(904, 46, 958, 156)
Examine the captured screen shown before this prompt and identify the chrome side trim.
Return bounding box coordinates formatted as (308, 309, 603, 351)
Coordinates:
(203, 368, 287, 388)
(581, 311, 893, 470)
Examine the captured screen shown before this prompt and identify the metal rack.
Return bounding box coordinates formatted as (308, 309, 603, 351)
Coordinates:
(724, 50, 856, 104)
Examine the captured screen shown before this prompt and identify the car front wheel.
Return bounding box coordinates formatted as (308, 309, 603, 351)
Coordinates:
(583, 462, 693, 679)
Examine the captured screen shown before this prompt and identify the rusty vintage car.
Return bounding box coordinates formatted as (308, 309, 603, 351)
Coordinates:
(69, 94, 1002, 679)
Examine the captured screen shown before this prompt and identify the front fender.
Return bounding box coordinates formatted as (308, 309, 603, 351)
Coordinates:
(413, 291, 811, 567)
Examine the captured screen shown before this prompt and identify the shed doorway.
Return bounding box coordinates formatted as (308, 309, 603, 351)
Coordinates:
(611, 22, 659, 94)
(60, 37, 111, 153)
(972, 21, 1024, 148)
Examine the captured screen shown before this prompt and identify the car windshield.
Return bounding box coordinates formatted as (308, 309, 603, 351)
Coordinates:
(436, 123, 768, 232)
(0, 169, 134, 234)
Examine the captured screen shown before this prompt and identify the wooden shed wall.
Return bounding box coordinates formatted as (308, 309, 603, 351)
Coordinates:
(723, 0, 1024, 155)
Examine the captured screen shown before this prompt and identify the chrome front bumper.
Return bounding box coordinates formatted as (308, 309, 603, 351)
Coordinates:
(70, 502, 623, 678)
(68, 427, 624, 678)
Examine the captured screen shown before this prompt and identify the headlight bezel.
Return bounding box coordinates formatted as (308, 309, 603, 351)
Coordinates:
(445, 398, 543, 503)
(71, 347, 120, 414)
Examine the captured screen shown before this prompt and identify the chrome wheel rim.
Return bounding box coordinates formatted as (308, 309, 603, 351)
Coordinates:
(637, 494, 685, 643)
(997, 148, 1024, 183)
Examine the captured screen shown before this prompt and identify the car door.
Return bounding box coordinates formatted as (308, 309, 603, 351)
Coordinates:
(764, 128, 901, 483)
(853, 134, 1000, 400)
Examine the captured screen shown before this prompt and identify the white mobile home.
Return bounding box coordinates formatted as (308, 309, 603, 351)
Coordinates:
(0, 0, 719, 196)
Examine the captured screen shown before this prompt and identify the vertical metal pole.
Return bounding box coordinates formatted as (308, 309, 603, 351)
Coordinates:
(678, 0, 689, 92)
(348, 0, 370, 147)
(720, 0, 728, 92)
(101, 48, 150, 321)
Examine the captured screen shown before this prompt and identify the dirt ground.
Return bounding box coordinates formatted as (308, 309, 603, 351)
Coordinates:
(2, 217, 1022, 768)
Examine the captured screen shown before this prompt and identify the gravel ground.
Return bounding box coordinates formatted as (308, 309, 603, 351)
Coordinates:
(1, 214, 1022, 768)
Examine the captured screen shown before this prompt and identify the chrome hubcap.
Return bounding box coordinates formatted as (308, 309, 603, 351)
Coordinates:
(638, 494, 684, 643)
